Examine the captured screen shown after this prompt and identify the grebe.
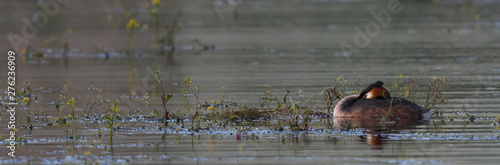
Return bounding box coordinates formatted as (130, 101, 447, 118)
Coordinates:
(333, 81, 431, 120)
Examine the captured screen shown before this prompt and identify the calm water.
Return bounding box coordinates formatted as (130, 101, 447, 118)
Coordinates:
(1, 0, 500, 164)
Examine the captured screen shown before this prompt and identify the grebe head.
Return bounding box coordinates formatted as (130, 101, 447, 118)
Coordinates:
(358, 81, 391, 99)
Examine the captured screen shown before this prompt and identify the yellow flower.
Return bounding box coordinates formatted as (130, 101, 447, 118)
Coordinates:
(67, 28, 72, 34)
(152, 0, 160, 7)
(112, 100, 120, 112)
(67, 98, 76, 105)
(207, 106, 216, 111)
(461, 100, 465, 104)
(23, 97, 30, 103)
(126, 19, 140, 30)
(83, 151, 92, 155)
(112, 106, 119, 112)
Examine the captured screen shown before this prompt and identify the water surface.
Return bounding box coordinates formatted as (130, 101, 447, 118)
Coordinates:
(1, 0, 500, 164)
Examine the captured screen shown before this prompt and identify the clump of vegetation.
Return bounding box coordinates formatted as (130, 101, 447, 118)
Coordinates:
(385, 73, 447, 117)
(323, 75, 363, 114)
(84, 85, 106, 116)
(424, 76, 447, 113)
(216, 106, 263, 123)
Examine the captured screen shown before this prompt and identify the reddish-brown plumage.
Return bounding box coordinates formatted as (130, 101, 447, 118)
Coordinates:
(362, 87, 390, 99)
(333, 81, 431, 121)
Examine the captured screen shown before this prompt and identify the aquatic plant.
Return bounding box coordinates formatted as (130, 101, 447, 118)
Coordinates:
(219, 85, 228, 110)
(154, 70, 172, 126)
(390, 75, 405, 98)
(324, 75, 363, 114)
(191, 85, 201, 131)
(446, 114, 455, 122)
(151, 0, 161, 46)
(259, 85, 276, 110)
(386, 74, 447, 117)
(84, 85, 105, 116)
(424, 76, 447, 114)
(22, 92, 34, 134)
(379, 100, 395, 129)
(341, 121, 357, 131)
(42, 35, 57, 48)
(324, 76, 347, 114)
(103, 100, 119, 150)
(67, 97, 77, 119)
(493, 116, 500, 130)
(63, 28, 71, 67)
(390, 70, 422, 103)
(460, 100, 475, 122)
(378, 75, 411, 125)
(55, 94, 65, 116)
(181, 77, 194, 112)
(65, 96, 79, 139)
(126, 19, 140, 57)
(152, 108, 161, 118)
(257, 86, 313, 131)
(55, 82, 77, 119)
(158, 10, 182, 56)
